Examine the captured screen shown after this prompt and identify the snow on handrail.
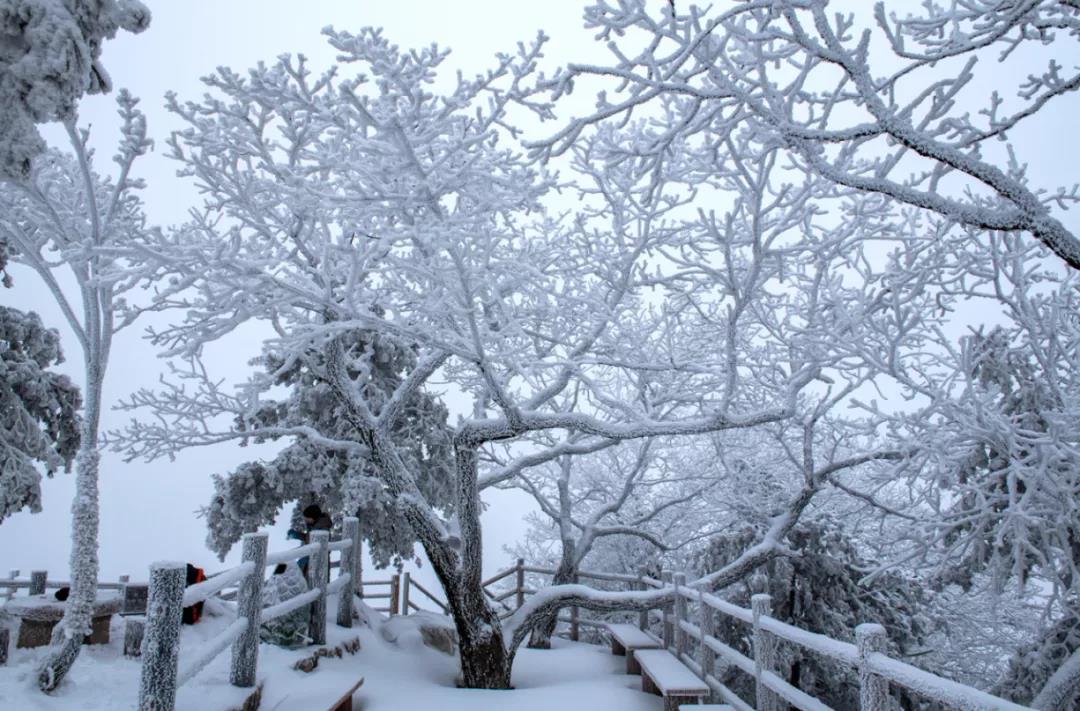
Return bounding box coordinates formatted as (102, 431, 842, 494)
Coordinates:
(261, 587, 321, 623)
(326, 573, 351, 595)
(264, 542, 320, 568)
(182, 562, 254, 607)
(327, 538, 352, 553)
(683, 585, 1033, 710)
(696, 588, 753, 625)
(867, 652, 1034, 711)
(176, 618, 248, 688)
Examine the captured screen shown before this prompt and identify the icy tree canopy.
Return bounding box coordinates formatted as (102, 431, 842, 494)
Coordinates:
(0, 0, 149, 180)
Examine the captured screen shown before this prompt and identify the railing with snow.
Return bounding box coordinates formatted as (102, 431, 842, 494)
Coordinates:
(137, 517, 362, 711)
(483, 563, 1036, 711)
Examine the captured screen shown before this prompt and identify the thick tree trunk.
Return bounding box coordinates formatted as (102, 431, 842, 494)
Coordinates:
(527, 556, 575, 649)
(38, 442, 100, 691)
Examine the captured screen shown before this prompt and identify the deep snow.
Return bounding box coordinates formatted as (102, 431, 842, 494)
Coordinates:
(0, 597, 663, 710)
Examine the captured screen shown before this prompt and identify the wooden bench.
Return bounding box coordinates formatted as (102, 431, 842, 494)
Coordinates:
(3, 592, 120, 648)
(605, 622, 663, 674)
(328, 678, 363, 711)
(633, 648, 710, 711)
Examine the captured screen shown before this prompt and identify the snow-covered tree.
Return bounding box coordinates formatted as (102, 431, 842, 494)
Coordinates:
(0, 306, 81, 522)
(111, 26, 873, 687)
(201, 327, 455, 568)
(499, 438, 712, 647)
(0, 0, 149, 180)
(0, 91, 158, 690)
(531, 0, 1080, 270)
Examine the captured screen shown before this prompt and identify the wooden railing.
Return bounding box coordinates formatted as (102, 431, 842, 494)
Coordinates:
(481, 563, 1036, 711)
(3, 552, 1038, 710)
(137, 517, 362, 711)
(1, 569, 133, 601)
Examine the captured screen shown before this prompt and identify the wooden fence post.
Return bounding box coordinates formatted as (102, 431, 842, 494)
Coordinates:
(139, 562, 186, 711)
(308, 530, 330, 645)
(337, 517, 359, 628)
(515, 558, 525, 609)
(4, 570, 17, 602)
(570, 572, 580, 641)
(389, 574, 400, 616)
(857, 623, 888, 711)
(752, 593, 782, 711)
(401, 572, 411, 616)
(673, 573, 688, 659)
(661, 570, 673, 650)
(636, 568, 648, 632)
(30, 570, 47, 596)
(697, 589, 716, 683)
(230, 532, 267, 688)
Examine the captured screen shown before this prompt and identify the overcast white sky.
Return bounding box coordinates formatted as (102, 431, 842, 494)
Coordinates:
(0, 1, 608, 595)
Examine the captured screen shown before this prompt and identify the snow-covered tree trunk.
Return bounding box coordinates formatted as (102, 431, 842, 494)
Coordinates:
(526, 545, 576, 649)
(37, 372, 102, 692)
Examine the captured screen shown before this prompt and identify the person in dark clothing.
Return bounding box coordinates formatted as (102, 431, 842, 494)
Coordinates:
(291, 504, 333, 575)
(303, 504, 333, 535)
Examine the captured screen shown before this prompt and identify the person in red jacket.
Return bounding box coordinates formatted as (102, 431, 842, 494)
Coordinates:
(182, 563, 206, 624)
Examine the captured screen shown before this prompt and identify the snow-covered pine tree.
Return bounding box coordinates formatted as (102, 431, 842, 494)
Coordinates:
(0, 306, 81, 521)
(203, 328, 454, 567)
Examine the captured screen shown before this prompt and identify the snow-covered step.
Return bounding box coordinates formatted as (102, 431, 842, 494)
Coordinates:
(633, 648, 710, 711)
(604, 622, 663, 674)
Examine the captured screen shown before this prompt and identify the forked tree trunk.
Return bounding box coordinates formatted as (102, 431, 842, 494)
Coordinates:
(527, 555, 576, 649)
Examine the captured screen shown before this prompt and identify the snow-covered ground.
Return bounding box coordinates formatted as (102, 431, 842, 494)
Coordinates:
(0, 598, 662, 710)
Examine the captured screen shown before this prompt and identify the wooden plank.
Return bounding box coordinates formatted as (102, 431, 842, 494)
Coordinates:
(327, 678, 364, 711)
(634, 649, 710, 696)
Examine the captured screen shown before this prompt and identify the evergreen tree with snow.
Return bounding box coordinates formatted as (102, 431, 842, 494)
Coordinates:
(203, 328, 455, 567)
(0, 306, 81, 522)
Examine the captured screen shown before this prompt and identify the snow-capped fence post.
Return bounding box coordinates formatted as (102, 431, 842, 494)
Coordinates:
(401, 572, 411, 616)
(570, 572, 580, 641)
(515, 558, 525, 609)
(3, 569, 17, 601)
(697, 589, 715, 683)
(139, 562, 186, 711)
(230, 532, 267, 688)
(308, 530, 330, 645)
(636, 569, 648, 632)
(124, 617, 145, 658)
(30, 570, 47, 596)
(389, 574, 400, 616)
(661, 570, 674, 649)
(336, 517, 360, 628)
(0, 626, 8, 665)
(752, 593, 781, 711)
(673, 573, 688, 659)
(857, 623, 888, 711)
